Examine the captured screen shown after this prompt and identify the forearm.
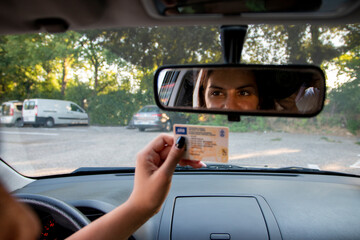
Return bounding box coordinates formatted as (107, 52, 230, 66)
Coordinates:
(66, 200, 154, 240)
(67, 135, 186, 240)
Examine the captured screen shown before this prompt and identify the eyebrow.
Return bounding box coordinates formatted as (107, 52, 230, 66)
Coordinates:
(208, 84, 256, 90)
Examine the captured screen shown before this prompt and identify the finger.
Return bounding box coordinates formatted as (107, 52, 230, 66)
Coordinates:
(150, 145, 172, 169)
(159, 144, 172, 161)
(179, 159, 207, 169)
(135, 147, 161, 173)
(145, 134, 174, 154)
(137, 135, 175, 174)
(159, 136, 186, 176)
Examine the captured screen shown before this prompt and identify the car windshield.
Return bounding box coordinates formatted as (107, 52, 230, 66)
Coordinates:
(139, 107, 160, 113)
(0, 25, 359, 177)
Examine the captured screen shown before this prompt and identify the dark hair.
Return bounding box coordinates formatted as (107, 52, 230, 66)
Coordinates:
(197, 69, 213, 108)
(253, 70, 275, 110)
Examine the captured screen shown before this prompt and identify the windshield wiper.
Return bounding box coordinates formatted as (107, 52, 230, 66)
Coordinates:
(273, 166, 359, 177)
(175, 163, 248, 171)
(71, 167, 135, 175)
(69, 165, 358, 178)
(175, 164, 360, 178)
(276, 166, 321, 173)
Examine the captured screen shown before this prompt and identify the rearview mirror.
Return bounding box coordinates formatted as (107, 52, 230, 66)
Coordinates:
(154, 65, 325, 117)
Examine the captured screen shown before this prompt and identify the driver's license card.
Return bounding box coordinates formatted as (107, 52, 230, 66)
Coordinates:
(173, 124, 229, 163)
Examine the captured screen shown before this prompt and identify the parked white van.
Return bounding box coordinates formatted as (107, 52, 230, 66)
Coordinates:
(22, 99, 89, 127)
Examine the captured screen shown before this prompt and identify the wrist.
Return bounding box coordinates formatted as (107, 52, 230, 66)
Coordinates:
(125, 194, 158, 219)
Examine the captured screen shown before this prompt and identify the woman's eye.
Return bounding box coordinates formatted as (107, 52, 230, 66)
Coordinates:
(211, 91, 223, 96)
(238, 90, 250, 96)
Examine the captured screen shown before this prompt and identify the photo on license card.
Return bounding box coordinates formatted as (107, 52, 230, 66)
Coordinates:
(174, 124, 229, 163)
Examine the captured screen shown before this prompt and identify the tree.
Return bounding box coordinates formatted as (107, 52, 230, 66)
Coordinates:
(101, 26, 222, 69)
(51, 31, 82, 96)
(78, 30, 123, 94)
(327, 44, 360, 133)
(95, 26, 223, 108)
(0, 32, 82, 101)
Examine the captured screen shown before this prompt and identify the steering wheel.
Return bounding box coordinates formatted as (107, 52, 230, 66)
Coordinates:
(15, 194, 90, 235)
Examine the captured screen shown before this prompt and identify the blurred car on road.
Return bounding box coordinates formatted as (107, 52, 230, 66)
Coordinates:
(132, 105, 188, 132)
(0, 101, 23, 127)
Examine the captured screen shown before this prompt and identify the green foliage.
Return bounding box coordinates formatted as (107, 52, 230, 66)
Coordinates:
(315, 112, 343, 127)
(137, 69, 156, 105)
(329, 78, 360, 116)
(100, 26, 222, 68)
(347, 119, 360, 135)
(326, 44, 360, 134)
(188, 114, 269, 132)
(229, 117, 267, 132)
(0, 32, 82, 101)
(65, 81, 93, 108)
(188, 113, 202, 125)
(87, 90, 137, 125)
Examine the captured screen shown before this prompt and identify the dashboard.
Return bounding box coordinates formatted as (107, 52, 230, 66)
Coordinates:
(14, 171, 360, 240)
(38, 213, 72, 239)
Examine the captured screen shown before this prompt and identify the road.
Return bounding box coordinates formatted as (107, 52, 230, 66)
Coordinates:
(1, 126, 359, 176)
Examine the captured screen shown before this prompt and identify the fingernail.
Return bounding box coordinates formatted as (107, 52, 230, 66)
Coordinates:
(200, 161, 207, 168)
(175, 136, 186, 149)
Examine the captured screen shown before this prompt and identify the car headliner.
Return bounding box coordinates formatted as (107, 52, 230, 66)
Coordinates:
(0, 0, 359, 35)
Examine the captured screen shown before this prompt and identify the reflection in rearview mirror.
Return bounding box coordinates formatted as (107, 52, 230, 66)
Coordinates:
(155, 65, 325, 116)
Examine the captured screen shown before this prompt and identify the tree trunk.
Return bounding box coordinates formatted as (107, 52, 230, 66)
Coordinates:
(61, 58, 69, 96)
(310, 26, 323, 66)
(94, 61, 99, 93)
(330, 103, 337, 117)
(285, 25, 308, 64)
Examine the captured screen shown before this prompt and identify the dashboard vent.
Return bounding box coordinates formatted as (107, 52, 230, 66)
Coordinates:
(76, 206, 105, 222)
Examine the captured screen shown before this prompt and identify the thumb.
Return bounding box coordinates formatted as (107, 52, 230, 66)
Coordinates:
(160, 136, 186, 176)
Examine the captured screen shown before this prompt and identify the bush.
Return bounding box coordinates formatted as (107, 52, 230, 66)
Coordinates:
(87, 91, 138, 126)
(347, 118, 360, 135)
(187, 114, 269, 132)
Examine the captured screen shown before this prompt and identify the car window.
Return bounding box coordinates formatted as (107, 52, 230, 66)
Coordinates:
(71, 104, 84, 113)
(1, 104, 10, 115)
(147, 107, 160, 113)
(24, 101, 35, 110)
(15, 105, 22, 111)
(159, 71, 179, 105)
(139, 107, 159, 113)
(139, 107, 149, 113)
(0, 25, 359, 177)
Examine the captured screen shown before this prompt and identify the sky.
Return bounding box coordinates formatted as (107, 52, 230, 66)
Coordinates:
(325, 63, 352, 89)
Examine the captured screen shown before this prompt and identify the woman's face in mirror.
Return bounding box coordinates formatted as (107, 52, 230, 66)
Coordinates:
(204, 69, 259, 110)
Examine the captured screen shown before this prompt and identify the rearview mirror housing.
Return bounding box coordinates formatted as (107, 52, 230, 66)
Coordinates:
(154, 64, 326, 118)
